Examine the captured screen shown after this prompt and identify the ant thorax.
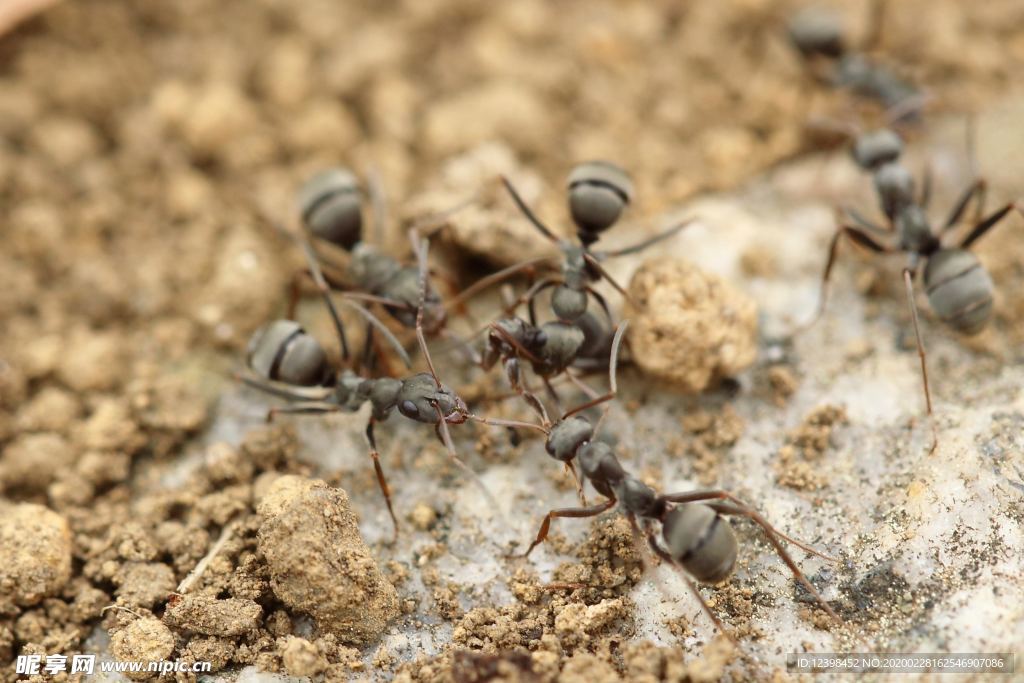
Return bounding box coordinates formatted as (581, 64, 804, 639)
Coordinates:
(350, 242, 402, 293)
(896, 205, 939, 255)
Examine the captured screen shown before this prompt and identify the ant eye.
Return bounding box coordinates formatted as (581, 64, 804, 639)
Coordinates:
(399, 400, 419, 418)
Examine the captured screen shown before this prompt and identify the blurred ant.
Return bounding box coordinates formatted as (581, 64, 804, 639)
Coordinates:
(787, 2, 924, 121)
(241, 229, 505, 538)
(506, 322, 841, 641)
(802, 124, 1024, 452)
(289, 167, 475, 369)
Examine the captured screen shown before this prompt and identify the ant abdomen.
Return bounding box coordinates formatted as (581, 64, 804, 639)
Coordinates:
(662, 504, 738, 584)
(786, 6, 844, 59)
(247, 319, 330, 387)
(924, 249, 995, 335)
(298, 168, 364, 251)
(566, 161, 634, 243)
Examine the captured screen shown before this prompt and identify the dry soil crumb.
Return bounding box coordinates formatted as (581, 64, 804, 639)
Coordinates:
(109, 617, 175, 681)
(256, 475, 399, 644)
(0, 502, 72, 609)
(678, 404, 745, 484)
(627, 256, 758, 392)
(775, 404, 848, 491)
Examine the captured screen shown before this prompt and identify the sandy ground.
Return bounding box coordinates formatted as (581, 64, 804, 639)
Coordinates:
(2, 1, 1023, 681)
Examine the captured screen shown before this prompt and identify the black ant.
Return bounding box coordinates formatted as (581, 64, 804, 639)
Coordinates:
(803, 125, 1024, 452)
(787, 2, 923, 121)
(289, 167, 474, 366)
(503, 322, 841, 642)
(241, 229, 507, 538)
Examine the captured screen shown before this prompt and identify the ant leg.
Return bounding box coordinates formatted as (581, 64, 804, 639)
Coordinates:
(505, 357, 551, 426)
(338, 298, 411, 369)
(598, 218, 693, 258)
(565, 372, 600, 401)
(266, 402, 342, 423)
(500, 175, 561, 244)
(798, 223, 892, 332)
(286, 270, 306, 320)
(561, 321, 629, 419)
(525, 278, 561, 325)
(445, 257, 555, 311)
(565, 460, 587, 506)
(432, 403, 500, 513)
(942, 179, 987, 233)
(542, 376, 564, 414)
(235, 372, 333, 402)
(365, 417, 399, 540)
(842, 207, 890, 235)
(959, 201, 1024, 249)
(704, 501, 842, 625)
(518, 497, 616, 558)
(294, 232, 351, 361)
(920, 163, 933, 210)
(902, 266, 938, 455)
(581, 251, 635, 306)
(644, 530, 737, 644)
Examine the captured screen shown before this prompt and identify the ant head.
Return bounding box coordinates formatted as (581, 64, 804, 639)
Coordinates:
(545, 415, 593, 462)
(567, 161, 633, 244)
(247, 320, 330, 387)
(852, 129, 903, 171)
(298, 168, 363, 251)
(787, 6, 845, 59)
(662, 504, 738, 584)
(397, 373, 465, 425)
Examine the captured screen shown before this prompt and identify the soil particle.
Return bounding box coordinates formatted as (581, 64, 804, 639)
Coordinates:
(552, 598, 629, 650)
(627, 257, 758, 392)
(256, 475, 399, 644)
(163, 594, 263, 637)
(776, 404, 848, 491)
(114, 562, 176, 610)
(280, 636, 328, 678)
(0, 502, 72, 609)
(109, 617, 174, 681)
(0, 432, 73, 495)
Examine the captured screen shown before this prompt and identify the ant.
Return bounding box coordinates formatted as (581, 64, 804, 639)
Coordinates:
(803, 124, 1024, 451)
(291, 167, 467, 361)
(453, 162, 689, 407)
(452, 162, 689, 347)
(504, 322, 841, 641)
(241, 228, 506, 538)
(787, 2, 923, 120)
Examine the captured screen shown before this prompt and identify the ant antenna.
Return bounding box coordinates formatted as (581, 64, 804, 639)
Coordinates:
(500, 175, 560, 243)
(295, 229, 351, 361)
(410, 228, 442, 388)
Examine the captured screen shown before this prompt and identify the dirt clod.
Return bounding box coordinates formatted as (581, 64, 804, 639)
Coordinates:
(163, 594, 263, 637)
(627, 257, 758, 392)
(109, 617, 175, 681)
(0, 502, 72, 608)
(257, 475, 399, 644)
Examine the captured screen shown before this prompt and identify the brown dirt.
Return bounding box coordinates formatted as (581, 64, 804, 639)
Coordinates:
(1, 0, 1022, 680)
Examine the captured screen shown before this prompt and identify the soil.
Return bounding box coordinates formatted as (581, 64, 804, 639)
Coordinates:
(2, 0, 1023, 681)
